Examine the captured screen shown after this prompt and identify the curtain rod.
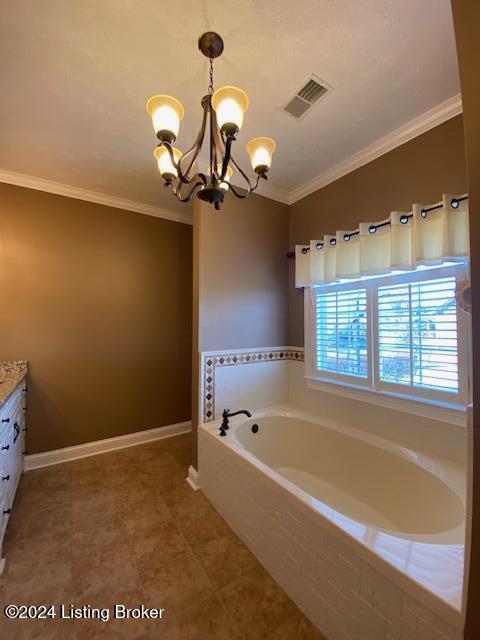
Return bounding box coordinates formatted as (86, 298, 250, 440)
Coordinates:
(287, 196, 468, 258)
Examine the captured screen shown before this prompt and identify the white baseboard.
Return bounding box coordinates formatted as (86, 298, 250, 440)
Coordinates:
(186, 465, 200, 491)
(24, 420, 192, 471)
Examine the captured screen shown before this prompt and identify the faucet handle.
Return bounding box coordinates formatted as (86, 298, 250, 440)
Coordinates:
(220, 408, 230, 436)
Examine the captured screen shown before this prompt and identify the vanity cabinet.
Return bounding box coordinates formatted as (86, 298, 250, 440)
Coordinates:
(0, 380, 26, 566)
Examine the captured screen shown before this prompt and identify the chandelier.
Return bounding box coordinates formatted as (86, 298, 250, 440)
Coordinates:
(146, 32, 276, 210)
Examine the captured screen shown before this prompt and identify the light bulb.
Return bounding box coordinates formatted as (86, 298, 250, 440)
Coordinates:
(211, 86, 249, 135)
(219, 165, 233, 191)
(146, 95, 184, 143)
(154, 146, 182, 181)
(246, 137, 276, 174)
(207, 164, 234, 191)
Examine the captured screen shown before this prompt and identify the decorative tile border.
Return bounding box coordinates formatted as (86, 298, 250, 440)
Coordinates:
(202, 348, 304, 422)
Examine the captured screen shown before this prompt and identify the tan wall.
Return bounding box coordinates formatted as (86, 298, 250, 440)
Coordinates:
(0, 183, 192, 454)
(288, 115, 467, 346)
(191, 191, 289, 467)
(450, 2, 480, 637)
(197, 191, 289, 352)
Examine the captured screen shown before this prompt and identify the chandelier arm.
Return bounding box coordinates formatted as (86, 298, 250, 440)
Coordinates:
(209, 107, 215, 183)
(228, 173, 262, 199)
(178, 100, 209, 179)
(228, 154, 254, 192)
(162, 142, 199, 185)
(210, 108, 227, 175)
(175, 180, 206, 203)
(219, 134, 235, 182)
(219, 130, 254, 191)
(213, 134, 218, 180)
(172, 171, 208, 197)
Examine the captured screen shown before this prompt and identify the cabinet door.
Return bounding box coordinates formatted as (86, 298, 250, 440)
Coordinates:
(9, 387, 24, 426)
(0, 455, 9, 537)
(11, 420, 22, 487)
(0, 454, 8, 508)
(0, 427, 13, 511)
(9, 386, 25, 488)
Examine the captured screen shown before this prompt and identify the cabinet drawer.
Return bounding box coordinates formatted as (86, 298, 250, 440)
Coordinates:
(0, 385, 24, 428)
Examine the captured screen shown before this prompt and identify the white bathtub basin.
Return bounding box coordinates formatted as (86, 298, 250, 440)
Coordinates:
(233, 414, 465, 540)
(199, 405, 466, 634)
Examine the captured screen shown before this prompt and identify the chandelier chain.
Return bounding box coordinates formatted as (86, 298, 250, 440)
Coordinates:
(208, 58, 214, 94)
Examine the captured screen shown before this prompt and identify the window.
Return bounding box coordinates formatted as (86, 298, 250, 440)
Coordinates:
(306, 264, 469, 408)
(315, 288, 368, 380)
(377, 277, 458, 393)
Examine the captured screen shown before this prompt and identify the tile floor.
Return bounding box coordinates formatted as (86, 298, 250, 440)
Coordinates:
(0, 434, 325, 639)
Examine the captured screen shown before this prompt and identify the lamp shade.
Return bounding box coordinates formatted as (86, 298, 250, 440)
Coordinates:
(146, 95, 184, 142)
(211, 86, 249, 135)
(154, 146, 182, 180)
(246, 137, 276, 173)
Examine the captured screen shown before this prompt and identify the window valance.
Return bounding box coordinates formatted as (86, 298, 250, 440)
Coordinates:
(295, 193, 469, 287)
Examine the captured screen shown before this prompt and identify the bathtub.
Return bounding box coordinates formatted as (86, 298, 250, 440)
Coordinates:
(198, 406, 465, 640)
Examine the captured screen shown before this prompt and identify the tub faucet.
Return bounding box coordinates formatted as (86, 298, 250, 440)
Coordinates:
(219, 409, 252, 437)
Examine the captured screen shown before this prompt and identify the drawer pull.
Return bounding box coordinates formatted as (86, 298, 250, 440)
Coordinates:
(3, 509, 10, 515)
(2, 445, 10, 451)
(1, 418, 9, 423)
(23, 407, 27, 412)
(13, 422, 19, 444)
(2, 475, 9, 481)
(22, 427, 28, 432)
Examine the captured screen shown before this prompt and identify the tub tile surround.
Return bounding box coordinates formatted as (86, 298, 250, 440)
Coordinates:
(201, 348, 303, 422)
(199, 426, 464, 640)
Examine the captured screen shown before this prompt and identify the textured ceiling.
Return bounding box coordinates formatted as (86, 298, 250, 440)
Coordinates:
(0, 0, 460, 212)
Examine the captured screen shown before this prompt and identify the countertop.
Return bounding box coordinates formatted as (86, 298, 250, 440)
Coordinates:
(0, 361, 27, 409)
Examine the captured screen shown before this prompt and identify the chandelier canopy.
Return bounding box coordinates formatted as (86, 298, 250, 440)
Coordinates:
(146, 32, 276, 210)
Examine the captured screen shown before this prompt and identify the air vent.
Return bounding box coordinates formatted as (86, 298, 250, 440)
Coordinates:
(284, 74, 332, 119)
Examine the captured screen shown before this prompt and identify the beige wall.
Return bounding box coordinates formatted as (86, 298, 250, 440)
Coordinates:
(451, 2, 480, 637)
(197, 192, 289, 352)
(288, 115, 467, 346)
(0, 183, 192, 454)
(191, 191, 289, 466)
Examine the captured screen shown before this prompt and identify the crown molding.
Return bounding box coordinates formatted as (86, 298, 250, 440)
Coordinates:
(0, 169, 193, 225)
(288, 93, 463, 205)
